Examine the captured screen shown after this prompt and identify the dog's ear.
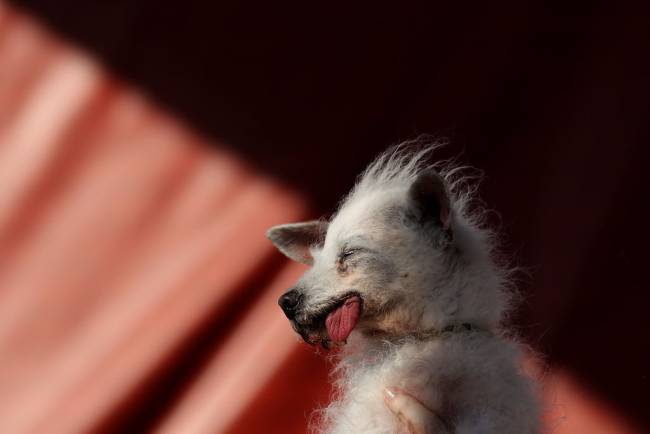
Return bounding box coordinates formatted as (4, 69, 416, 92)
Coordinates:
(408, 169, 452, 234)
(266, 220, 328, 265)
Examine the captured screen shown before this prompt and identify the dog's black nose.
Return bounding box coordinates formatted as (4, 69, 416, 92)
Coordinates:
(278, 289, 302, 319)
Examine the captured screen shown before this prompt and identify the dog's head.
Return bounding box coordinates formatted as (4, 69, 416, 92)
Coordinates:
(267, 146, 505, 348)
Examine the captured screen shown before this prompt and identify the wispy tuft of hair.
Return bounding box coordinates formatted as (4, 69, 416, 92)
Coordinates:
(340, 137, 444, 211)
(340, 136, 480, 220)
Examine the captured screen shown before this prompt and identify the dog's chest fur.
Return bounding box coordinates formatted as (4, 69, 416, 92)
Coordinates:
(322, 333, 539, 434)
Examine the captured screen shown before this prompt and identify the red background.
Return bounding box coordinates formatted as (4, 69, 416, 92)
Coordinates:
(0, 1, 649, 433)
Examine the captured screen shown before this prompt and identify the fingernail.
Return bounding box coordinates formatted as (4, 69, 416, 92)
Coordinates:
(383, 387, 397, 400)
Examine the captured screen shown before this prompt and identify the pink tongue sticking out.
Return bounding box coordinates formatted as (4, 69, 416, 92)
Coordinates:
(325, 296, 361, 343)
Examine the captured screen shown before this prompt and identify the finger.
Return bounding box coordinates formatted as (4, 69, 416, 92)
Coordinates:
(383, 387, 447, 434)
(383, 387, 430, 434)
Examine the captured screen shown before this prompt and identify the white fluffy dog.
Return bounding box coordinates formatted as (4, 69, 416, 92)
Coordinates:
(267, 144, 540, 434)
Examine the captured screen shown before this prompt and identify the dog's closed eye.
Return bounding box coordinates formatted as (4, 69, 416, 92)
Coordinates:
(339, 249, 358, 260)
(337, 248, 362, 272)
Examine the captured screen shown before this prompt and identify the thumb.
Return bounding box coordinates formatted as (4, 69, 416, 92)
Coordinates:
(383, 387, 448, 434)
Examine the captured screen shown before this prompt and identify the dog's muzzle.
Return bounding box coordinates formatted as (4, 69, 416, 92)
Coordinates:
(277, 289, 363, 349)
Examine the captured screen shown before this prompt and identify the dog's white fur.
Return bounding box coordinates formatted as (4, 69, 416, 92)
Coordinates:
(269, 143, 540, 434)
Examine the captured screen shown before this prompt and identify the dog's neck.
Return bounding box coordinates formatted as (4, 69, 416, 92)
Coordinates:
(361, 321, 493, 343)
(335, 322, 493, 374)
